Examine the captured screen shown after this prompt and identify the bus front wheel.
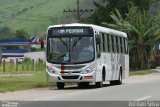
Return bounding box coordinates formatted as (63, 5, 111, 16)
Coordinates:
(95, 69, 105, 88)
(95, 81, 103, 88)
(95, 75, 103, 88)
(77, 82, 89, 88)
(56, 82, 65, 89)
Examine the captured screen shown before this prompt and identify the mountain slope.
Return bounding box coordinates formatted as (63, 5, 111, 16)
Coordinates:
(0, 0, 76, 35)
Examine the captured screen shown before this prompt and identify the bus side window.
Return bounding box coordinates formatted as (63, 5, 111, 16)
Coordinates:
(96, 34, 101, 58)
(114, 36, 117, 53)
(107, 34, 110, 53)
(102, 33, 106, 52)
(109, 34, 112, 53)
(116, 36, 119, 53)
(122, 38, 125, 54)
(105, 34, 108, 52)
(127, 38, 129, 54)
(125, 38, 128, 54)
(118, 36, 121, 54)
(111, 35, 115, 53)
(99, 33, 104, 52)
(120, 37, 123, 54)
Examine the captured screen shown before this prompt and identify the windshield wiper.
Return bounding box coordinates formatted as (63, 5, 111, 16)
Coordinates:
(72, 37, 82, 51)
(59, 38, 67, 47)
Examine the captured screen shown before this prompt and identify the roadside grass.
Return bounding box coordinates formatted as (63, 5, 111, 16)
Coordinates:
(0, 69, 159, 93)
(0, 72, 53, 93)
(129, 69, 159, 76)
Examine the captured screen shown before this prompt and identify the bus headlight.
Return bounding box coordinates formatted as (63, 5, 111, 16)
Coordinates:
(47, 66, 58, 74)
(82, 66, 94, 74)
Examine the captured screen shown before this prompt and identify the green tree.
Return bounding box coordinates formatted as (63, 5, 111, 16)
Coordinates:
(85, 0, 158, 25)
(0, 26, 15, 39)
(86, 0, 131, 24)
(15, 29, 27, 39)
(104, 6, 160, 69)
(0, 26, 13, 35)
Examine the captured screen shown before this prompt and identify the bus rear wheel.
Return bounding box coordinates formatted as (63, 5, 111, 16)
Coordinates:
(57, 82, 64, 89)
(110, 71, 122, 85)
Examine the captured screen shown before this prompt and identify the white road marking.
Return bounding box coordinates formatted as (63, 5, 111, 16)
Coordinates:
(135, 96, 152, 101)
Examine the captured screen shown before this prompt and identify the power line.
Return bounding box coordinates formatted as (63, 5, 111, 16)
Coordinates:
(63, 0, 94, 22)
(77, 0, 80, 22)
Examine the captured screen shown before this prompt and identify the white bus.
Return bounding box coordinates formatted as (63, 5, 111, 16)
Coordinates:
(46, 23, 129, 89)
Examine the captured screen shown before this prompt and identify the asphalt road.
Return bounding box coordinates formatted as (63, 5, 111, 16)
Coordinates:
(0, 73, 160, 101)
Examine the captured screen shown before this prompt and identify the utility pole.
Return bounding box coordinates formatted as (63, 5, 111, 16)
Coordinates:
(77, 0, 80, 22)
(63, 0, 93, 22)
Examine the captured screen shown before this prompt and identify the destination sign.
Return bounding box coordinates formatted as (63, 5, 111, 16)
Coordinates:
(48, 27, 93, 36)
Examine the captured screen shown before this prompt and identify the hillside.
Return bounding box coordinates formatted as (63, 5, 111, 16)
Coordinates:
(0, 0, 77, 36)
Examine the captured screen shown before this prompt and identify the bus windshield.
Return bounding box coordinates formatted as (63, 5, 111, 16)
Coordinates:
(47, 36, 95, 64)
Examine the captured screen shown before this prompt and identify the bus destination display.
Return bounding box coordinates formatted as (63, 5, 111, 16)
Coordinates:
(49, 27, 93, 36)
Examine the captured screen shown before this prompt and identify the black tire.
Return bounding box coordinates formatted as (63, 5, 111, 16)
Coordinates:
(95, 73, 103, 88)
(115, 71, 122, 85)
(110, 81, 115, 85)
(77, 82, 89, 88)
(110, 71, 122, 85)
(117, 71, 122, 85)
(57, 82, 64, 89)
(95, 81, 103, 88)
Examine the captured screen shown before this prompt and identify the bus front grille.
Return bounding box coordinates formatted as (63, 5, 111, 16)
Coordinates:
(62, 76, 79, 79)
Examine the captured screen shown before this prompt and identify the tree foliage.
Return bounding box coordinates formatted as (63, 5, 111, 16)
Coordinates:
(15, 29, 27, 39)
(86, 0, 158, 25)
(84, 0, 160, 69)
(103, 6, 160, 69)
(0, 26, 13, 36)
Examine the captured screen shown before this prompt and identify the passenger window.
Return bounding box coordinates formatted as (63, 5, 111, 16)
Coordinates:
(116, 36, 119, 53)
(122, 38, 125, 54)
(99, 33, 103, 52)
(120, 37, 123, 53)
(96, 35, 100, 56)
(125, 38, 128, 54)
(107, 34, 110, 52)
(111, 36, 115, 53)
(105, 34, 109, 52)
(118, 36, 121, 53)
(102, 33, 105, 52)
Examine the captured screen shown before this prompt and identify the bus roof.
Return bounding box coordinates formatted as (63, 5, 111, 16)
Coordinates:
(48, 23, 127, 37)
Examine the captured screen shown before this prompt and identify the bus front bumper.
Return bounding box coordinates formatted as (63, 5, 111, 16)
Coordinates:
(46, 72, 96, 83)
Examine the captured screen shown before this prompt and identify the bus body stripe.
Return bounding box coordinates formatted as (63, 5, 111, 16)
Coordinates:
(61, 64, 65, 74)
